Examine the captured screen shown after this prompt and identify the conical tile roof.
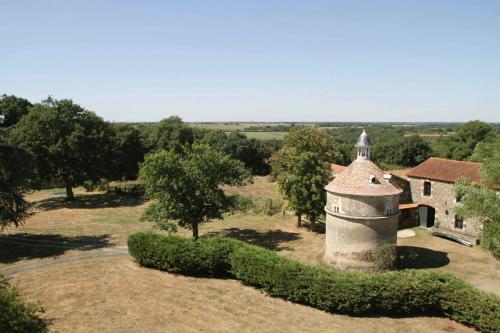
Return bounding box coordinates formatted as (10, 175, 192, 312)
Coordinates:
(325, 159, 402, 196)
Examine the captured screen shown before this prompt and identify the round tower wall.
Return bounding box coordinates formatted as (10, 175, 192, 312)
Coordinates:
(324, 213, 398, 271)
(326, 192, 399, 218)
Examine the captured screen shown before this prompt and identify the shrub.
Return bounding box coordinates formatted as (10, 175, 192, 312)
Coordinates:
(0, 277, 47, 332)
(374, 243, 396, 271)
(82, 178, 109, 192)
(110, 183, 145, 197)
(262, 198, 283, 216)
(128, 233, 500, 333)
(226, 194, 255, 213)
(128, 232, 244, 277)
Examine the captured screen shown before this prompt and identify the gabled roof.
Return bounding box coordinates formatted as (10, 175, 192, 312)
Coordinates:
(406, 157, 482, 184)
(326, 159, 402, 196)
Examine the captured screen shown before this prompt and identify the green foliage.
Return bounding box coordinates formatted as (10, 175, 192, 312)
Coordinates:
(82, 178, 109, 192)
(128, 233, 500, 333)
(109, 182, 145, 197)
(0, 95, 32, 128)
(270, 127, 340, 226)
(0, 139, 34, 229)
(225, 195, 283, 216)
(110, 124, 146, 180)
(226, 194, 256, 213)
(455, 140, 499, 258)
(372, 135, 432, 167)
(0, 277, 47, 332)
(201, 130, 281, 175)
(147, 116, 194, 154)
(434, 121, 496, 161)
(140, 144, 252, 238)
(262, 198, 283, 216)
(10, 97, 115, 199)
(374, 244, 397, 271)
(128, 232, 244, 277)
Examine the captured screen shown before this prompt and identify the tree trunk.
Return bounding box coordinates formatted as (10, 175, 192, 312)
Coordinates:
(192, 222, 199, 240)
(310, 219, 316, 232)
(296, 214, 302, 228)
(65, 181, 74, 201)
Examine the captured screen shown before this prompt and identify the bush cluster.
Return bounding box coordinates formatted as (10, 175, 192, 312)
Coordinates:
(108, 183, 145, 197)
(128, 232, 500, 333)
(226, 194, 283, 216)
(0, 277, 47, 332)
(82, 178, 109, 192)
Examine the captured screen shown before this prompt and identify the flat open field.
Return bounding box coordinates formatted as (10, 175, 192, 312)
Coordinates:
(1, 178, 499, 332)
(240, 131, 287, 140)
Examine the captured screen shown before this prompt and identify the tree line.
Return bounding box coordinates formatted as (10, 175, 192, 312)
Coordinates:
(1, 94, 498, 251)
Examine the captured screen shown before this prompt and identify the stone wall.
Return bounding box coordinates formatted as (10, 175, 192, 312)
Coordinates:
(408, 177, 482, 241)
(324, 191, 399, 271)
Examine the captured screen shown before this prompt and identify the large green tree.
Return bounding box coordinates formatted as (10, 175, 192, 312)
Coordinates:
(434, 120, 496, 161)
(10, 97, 114, 200)
(140, 144, 252, 239)
(270, 127, 341, 229)
(201, 130, 280, 175)
(0, 94, 32, 128)
(110, 124, 146, 180)
(455, 139, 500, 258)
(0, 135, 34, 229)
(147, 116, 194, 154)
(372, 135, 431, 167)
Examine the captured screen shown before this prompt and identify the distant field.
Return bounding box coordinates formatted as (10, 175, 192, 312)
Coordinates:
(240, 131, 287, 140)
(190, 122, 289, 131)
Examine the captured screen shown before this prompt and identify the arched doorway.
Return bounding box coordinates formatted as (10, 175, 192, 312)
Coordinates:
(418, 205, 435, 228)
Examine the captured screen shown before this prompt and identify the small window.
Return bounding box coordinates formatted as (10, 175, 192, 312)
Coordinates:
(454, 216, 464, 229)
(423, 181, 432, 197)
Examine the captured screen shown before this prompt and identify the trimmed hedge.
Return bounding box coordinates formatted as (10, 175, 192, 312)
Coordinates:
(128, 232, 243, 277)
(0, 277, 47, 332)
(128, 232, 500, 333)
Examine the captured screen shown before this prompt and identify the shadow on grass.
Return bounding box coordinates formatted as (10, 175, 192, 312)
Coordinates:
(397, 246, 450, 269)
(205, 228, 301, 251)
(33, 192, 144, 211)
(0, 233, 112, 263)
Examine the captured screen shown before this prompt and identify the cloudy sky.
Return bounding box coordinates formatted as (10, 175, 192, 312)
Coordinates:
(1, 0, 499, 122)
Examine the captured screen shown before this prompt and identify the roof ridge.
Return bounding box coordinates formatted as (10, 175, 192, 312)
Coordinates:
(428, 157, 483, 165)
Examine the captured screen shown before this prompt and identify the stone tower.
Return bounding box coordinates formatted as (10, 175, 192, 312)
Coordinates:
(324, 130, 402, 271)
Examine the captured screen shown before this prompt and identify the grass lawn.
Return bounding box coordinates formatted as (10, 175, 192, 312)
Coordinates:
(1, 177, 498, 332)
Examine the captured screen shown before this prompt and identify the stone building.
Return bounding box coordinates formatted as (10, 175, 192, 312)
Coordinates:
(324, 130, 402, 271)
(405, 158, 484, 245)
(331, 156, 488, 246)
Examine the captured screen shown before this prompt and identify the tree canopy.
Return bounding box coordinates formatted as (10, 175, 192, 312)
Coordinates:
(10, 97, 115, 200)
(0, 94, 32, 128)
(147, 116, 194, 154)
(455, 139, 500, 258)
(140, 144, 252, 238)
(270, 127, 341, 228)
(0, 137, 34, 230)
(434, 120, 496, 161)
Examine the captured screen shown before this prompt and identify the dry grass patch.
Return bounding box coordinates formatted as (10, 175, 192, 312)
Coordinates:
(11, 257, 477, 333)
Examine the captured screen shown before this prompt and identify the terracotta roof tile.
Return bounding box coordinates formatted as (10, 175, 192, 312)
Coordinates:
(331, 163, 347, 174)
(406, 157, 482, 183)
(326, 160, 402, 196)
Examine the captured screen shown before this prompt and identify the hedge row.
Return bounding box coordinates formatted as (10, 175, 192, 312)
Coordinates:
(0, 277, 47, 332)
(128, 232, 500, 333)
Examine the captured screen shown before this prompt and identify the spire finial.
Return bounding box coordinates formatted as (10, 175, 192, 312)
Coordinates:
(355, 130, 372, 160)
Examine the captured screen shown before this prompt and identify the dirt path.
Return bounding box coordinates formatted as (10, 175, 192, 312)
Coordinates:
(0, 237, 129, 277)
